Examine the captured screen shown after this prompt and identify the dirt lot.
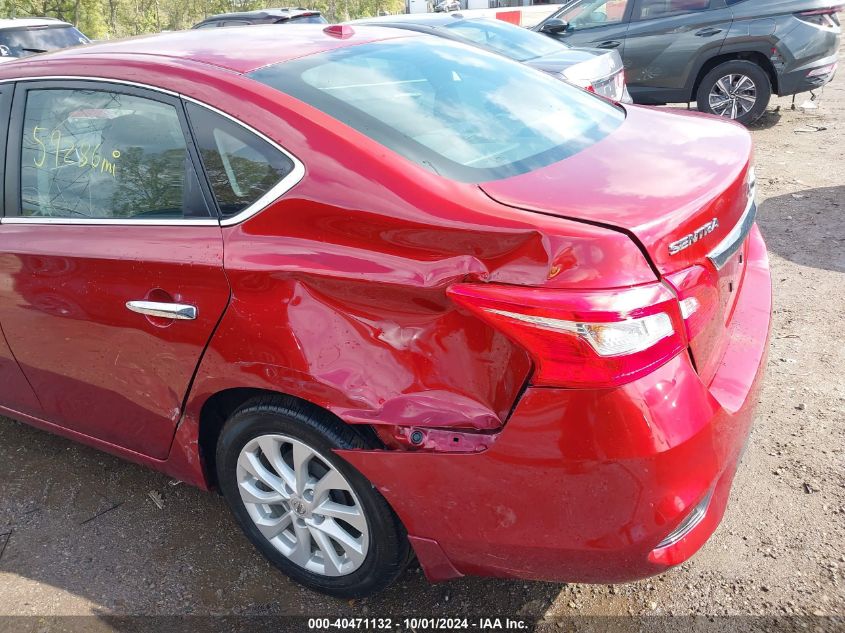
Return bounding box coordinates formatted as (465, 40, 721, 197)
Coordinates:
(0, 51, 843, 633)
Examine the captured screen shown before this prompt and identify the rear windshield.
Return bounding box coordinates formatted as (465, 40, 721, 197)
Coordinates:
(0, 25, 88, 57)
(285, 14, 327, 24)
(443, 18, 564, 62)
(249, 37, 624, 182)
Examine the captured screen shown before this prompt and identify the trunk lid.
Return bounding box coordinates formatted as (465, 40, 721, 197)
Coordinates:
(479, 105, 755, 383)
(479, 105, 754, 276)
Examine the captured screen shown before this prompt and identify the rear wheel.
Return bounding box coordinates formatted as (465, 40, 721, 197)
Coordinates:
(696, 60, 771, 126)
(216, 396, 411, 598)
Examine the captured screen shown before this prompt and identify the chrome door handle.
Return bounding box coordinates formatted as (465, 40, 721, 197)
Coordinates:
(126, 300, 197, 320)
(695, 28, 723, 37)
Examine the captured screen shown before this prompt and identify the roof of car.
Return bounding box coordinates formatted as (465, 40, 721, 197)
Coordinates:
(8, 24, 414, 75)
(0, 18, 72, 30)
(199, 7, 322, 22)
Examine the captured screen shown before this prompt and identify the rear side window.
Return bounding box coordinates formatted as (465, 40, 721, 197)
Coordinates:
(249, 38, 624, 183)
(286, 14, 327, 24)
(20, 89, 211, 220)
(636, 0, 711, 20)
(185, 102, 295, 219)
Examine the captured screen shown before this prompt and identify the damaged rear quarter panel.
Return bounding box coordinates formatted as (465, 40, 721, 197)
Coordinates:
(178, 88, 657, 456)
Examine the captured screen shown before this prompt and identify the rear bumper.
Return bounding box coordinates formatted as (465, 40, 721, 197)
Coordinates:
(339, 225, 772, 584)
(777, 48, 840, 96)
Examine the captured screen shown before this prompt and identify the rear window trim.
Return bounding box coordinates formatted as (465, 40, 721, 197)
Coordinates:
(0, 76, 305, 227)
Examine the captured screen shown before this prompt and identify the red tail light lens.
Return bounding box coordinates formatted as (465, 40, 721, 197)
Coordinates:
(796, 7, 841, 26)
(797, 7, 841, 14)
(664, 265, 719, 342)
(447, 282, 686, 388)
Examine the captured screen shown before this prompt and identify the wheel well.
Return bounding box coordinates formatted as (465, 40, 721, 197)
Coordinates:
(197, 387, 382, 490)
(691, 52, 778, 102)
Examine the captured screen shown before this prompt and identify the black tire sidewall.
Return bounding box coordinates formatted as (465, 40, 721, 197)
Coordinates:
(216, 405, 406, 598)
(697, 61, 772, 125)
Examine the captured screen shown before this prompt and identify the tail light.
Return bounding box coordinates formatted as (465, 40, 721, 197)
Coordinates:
(796, 7, 841, 27)
(807, 61, 838, 78)
(447, 282, 687, 388)
(614, 70, 626, 101)
(663, 265, 719, 343)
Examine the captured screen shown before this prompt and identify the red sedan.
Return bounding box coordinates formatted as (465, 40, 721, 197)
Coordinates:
(0, 24, 771, 598)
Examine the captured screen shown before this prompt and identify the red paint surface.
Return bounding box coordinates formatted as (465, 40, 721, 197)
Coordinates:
(342, 227, 771, 581)
(481, 107, 755, 276)
(496, 10, 522, 25)
(0, 225, 229, 458)
(0, 28, 771, 584)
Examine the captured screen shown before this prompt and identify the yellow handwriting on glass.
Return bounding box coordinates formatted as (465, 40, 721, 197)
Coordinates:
(31, 126, 120, 178)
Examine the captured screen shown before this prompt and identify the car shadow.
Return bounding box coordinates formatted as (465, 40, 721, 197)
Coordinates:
(0, 416, 563, 626)
(661, 104, 783, 130)
(757, 186, 845, 274)
(747, 107, 783, 130)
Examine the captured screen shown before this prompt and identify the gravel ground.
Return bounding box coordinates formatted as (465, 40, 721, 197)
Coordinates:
(0, 49, 843, 633)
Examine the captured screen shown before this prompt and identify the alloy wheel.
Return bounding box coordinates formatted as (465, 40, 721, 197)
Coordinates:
(708, 73, 757, 120)
(236, 433, 369, 577)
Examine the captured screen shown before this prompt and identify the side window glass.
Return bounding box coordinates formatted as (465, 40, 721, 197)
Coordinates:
(20, 89, 210, 220)
(186, 102, 295, 219)
(637, 0, 710, 20)
(560, 0, 631, 30)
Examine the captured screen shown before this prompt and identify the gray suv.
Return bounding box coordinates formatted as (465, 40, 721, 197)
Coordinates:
(535, 0, 842, 124)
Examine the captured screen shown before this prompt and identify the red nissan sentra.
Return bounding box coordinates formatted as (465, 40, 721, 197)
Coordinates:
(0, 24, 771, 597)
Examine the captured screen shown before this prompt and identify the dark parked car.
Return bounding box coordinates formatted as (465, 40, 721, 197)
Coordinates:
(534, 0, 842, 124)
(0, 18, 89, 59)
(354, 14, 631, 102)
(193, 7, 326, 29)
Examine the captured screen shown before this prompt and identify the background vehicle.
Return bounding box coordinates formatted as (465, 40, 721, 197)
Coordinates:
(193, 7, 326, 29)
(354, 14, 631, 102)
(434, 0, 462, 11)
(0, 18, 89, 58)
(0, 24, 769, 598)
(534, 0, 842, 124)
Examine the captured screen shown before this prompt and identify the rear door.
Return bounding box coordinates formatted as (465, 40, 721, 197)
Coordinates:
(0, 80, 230, 458)
(0, 83, 43, 418)
(544, 0, 635, 52)
(623, 0, 733, 102)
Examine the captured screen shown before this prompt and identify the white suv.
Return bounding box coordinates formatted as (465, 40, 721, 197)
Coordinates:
(0, 18, 89, 59)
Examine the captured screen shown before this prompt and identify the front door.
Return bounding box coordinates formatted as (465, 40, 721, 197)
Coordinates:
(0, 81, 230, 459)
(545, 0, 635, 52)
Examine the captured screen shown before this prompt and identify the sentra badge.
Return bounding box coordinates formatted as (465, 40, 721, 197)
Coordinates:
(669, 218, 719, 255)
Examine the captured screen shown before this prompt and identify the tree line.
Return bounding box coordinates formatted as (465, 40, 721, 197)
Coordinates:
(0, 0, 406, 39)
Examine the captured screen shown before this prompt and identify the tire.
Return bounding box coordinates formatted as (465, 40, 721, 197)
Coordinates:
(696, 60, 771, 126)
(216, 395, 411, 598)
